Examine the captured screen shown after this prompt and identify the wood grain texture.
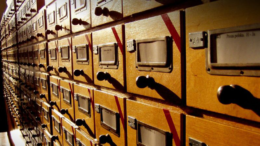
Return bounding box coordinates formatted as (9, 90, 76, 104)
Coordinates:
(76, 129, 96, 146)
(94, 90, 126, 146)
(61, 118, 77, 146)
(73, 83, 95, 136)
(48, 40, 59, 75)
(186, 0, 260, 122)
(93, 24, 125, 91)
(71, 0, 91, 33)
(56, 0, 71, 37)
(51, 109, 64, 146)
(125, 11, 182, 102)
(60, 79, 75, 121)
(58, 37, 73, 79)
(91, 0, 122, 27)
(50, 76, 61, 111)
(39, 42, 48, 72)
(72, 33, 93, 83)
(186, 115, 260, 146)
(127, 99, 182, 146)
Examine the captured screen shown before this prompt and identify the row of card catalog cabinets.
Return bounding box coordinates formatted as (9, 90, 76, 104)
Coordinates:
(16, 78, 260, 146)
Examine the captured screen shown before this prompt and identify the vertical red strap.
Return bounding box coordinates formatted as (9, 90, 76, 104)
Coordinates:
(57, 79, 60, 91)
(88, 89, 94, 112)
(55, 41, 58, 52)
(59, 117, 63, 136)
(163, 109, 180, 146)
(71, 126, 77, 143)
(114, 96, 125, 130)
(69, 83, 74, 97)
(90, 141, 93, 146)
(84, 34, 92, 51)
(111, 27, 123, 55)
(67, 38, 72, 51)
(161, 14, 181, 52)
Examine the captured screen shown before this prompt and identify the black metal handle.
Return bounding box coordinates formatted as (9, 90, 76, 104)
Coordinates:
(96, 72, 111, 81)
(73, 69, 84, 76)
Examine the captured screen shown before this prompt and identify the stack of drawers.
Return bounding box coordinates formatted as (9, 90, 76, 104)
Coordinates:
(2, 0, 260, 145)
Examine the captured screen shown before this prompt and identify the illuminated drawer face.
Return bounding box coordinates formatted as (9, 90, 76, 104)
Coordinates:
(73, 84, 95, 136)
(70, 0, 91, 33)
(48, 40, 59, 75)
(76, 129, 96, 146)
(36, 8, 47, 42)
(186, 115, 260, 146)
(50, 76, 61, 111)
(91, 0, 122, 27)
(60, 80, 75, 121)
(27, 46, 34, 69)
(58, 37, 73, 79)
(40, 73, 49, 102)
(72, 33, 93, 83)
(32, 44, 40, 71)
(38, 42, 47, 72)
(93, 25, 125, 91)
(41, 102, 51, 132)
(51, 109, 64, 145)
(127, 100, 182, 146)
(34, 72, 41, 97)
(26, 21, 32, 44)
(186, 0, 260, 122)
(46, 1, 57, 40)
(45, 0, 55, 6)
(43, 129, 53, 146)
(56, 0, 71, 37)
(125, 11, 182, 102)
(31, 16, 38, 44)
(30, 0, 45, 18)
(62, 118, 77, 146)
(94, 90, 126, 146)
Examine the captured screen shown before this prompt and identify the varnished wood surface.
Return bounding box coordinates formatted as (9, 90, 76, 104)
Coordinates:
(32, 44, 40, 71)
(40, 73, 49, 102)
(76, 129, 96, 146)
(36, 8, 46, 42)
(48, 40, 59, 75)
(41, 102, 51, 132)
(51, 109, 64, 146)
(186, 0, 260, 122)
(61, 117, 78, 146)
(56, 0, 71, 37)
(46, 2, 57, 40)
(50, 76, 61, 111)
(39, 42, 48, 72)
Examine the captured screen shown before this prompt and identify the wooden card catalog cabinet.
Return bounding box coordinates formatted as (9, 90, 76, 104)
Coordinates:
(41, 102, 52, 133)
(73, 83, 95, 136)
(186, 0, 260, 122)
(39, 42, 48, 72)
(26, 20, 32, 44)
(32, 44, 40, 71)
(43, 128, 54, 146)
(60, 79, 75, 121)
(36, 8, 47, 42)
(51, 109, 64, 146)
(50, 76, 61, 111)
(58, 37, 73, 79)
(94, 90, 127, 146)
(56, 0, 71, 37)
(2, 50, 7, 61)
(30, 0, 45, 18)
(186, 115, 260, 146)
(31, 16, 39, 44)
(62, 118, 78, 146)
(72, 33, 93, 83)
(76, 129, 97, 146)
(16, 0, 24, 9)
(93, 25, 125, 91)
(125, 11, 183, 102)
(91, 0, 122, 27)
(46, 1, 58, 40)
(34, 71, 41, 98)
(40, 73, 49, 102)
(71, 0, 91, 33)
(27, 45, 34, 69)
(47, 40, 59, 75)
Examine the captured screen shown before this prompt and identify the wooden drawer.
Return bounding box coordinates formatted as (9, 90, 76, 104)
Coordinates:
(36, 98, 43, 122)
(47, 40, 59, 76)
(70, 0, 91, 33)
(34, 71, 41, 99)
(62, 118, 78, 146)
(36, 8, 47, 42)
(74, 83, 95, 136)
(91, 0, 122, 27)
(56, 0, 71, 37)
(51, 109, 64, 146)
(72, 33, 93, 83)
(46, 1, 58, 40)
(60, 79, 75, 121)
(50, 76, 62, 111)
(186, 0, 260, 122)
(41, 102, 52, 133)
(76, 129, 97, 146)
(32, 44, 40, 71)
(94, 90, 127, 146)
(30, 0, 45, 19)
(26, 21, 33, 45)
(127, 99, 183, 146)
(58, 37, 73, 79)
(186, 115, 260, 146)
(28, 45, 34, 69)
(40, 73, 49, 102)
(31, 16, 39, 44)
(39, 42, 48, 72)
(45, 0, 55, 6)
(93, 25, 125, 91)
(43, 129, 54, 146)
(125, 11, 183, 102)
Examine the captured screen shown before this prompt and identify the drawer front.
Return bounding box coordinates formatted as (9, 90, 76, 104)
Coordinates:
(39, 42, 48, 72)
(186, 0, 260, 122)
(76, 129, 96, 146)
(91, 0, 122, 27)
(60, 80, 75, 121)
(62, 118, 77, 146)
(46, 2, 58, 40)
(70, 0, 91, 33)
(74, 84, 95, 136)
(186, 115, 260, 146)
(50, 76, 61, 111)
(32, 44, 40, 71)
(34, 8, 47, 42)
(48, 40, 59, 75)
(56, 0, 71, 37)
(41, 102, 52, 132)
(125, 11, 182, 102)
(72, 33, 93, 83)
(127, 99, 182, 146)
(43, 129, 53, 146)
(40, 73, 49, 102)
(51, 109, 64, 146)
(94, 90, 126, 146)
(31, 16, 39, 44)
(93, 25, 125, 91)
(30, 0, 45, 18)
(58, 37, 73, 79)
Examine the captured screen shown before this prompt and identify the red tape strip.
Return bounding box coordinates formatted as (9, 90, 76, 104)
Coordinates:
(67, 38, 72, 51)
(114, 96, 125, 130)
(163, 109, 180, 146)
(161, 14, 181, 52)
(59, 117, 63, 136)
(111, 27, 123, 55)
(85, 34, 92, 51)
(90, 141, 93, 146)
(88, 89, 94, 112)
(57, 79, 60, 91)
(69, 83, 74, 97)
(71, 126, 77, 143)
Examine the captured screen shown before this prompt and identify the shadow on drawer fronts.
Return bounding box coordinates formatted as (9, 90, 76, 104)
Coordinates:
(186, 0, 260, 122)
